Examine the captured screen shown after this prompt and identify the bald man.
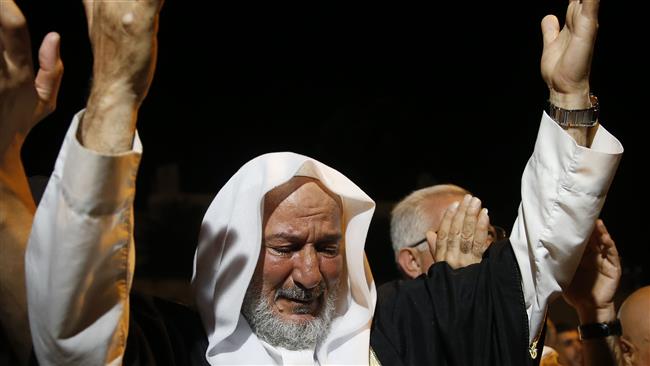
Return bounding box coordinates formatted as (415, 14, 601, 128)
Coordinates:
(390, 184, 471, 278)
(619, 286, 650, 366)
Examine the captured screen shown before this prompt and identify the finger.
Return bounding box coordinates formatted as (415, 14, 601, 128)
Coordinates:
(449, 195, 471, 237)
(0, 0, 33, 66)
(435, 201, 459, 263)
(597, 229, 621, 272)
(588, 219, 608, 251)
(581, 0, 600, 21)
(447, 195, 472, 260)
(446, 194, 472, 261)
(601, 233, 620, 269)
(472, 208, 490, 259)
(33, 32, 63, 121)
(594, 219, 608, 236)
(460, 197, 481, 253)
(425, 230, 437, 260)
(595, 220, 617, 254)
(541, 15, 560, 48)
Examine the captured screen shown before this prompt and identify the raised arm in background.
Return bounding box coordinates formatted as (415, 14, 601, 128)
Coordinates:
(0, 1, 63, 363)
(564, 219, 621, 366)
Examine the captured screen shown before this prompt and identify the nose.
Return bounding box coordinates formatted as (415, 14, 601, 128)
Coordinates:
(291, 245, 323, 290)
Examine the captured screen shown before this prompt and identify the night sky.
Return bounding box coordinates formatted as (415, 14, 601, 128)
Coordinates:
(18, 1, 649, 288)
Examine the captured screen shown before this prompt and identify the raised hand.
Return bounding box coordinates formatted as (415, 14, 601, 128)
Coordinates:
(541, 0, 599, 110)
(563, 219, 621, 322)
(80, 0, 164, 153)
(1, 1, 63, 364)
(426, 195, 491, 269)
(0, 0, 63, 155)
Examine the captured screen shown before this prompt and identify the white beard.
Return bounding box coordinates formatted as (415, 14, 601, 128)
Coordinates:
(241, 277, 338, 351)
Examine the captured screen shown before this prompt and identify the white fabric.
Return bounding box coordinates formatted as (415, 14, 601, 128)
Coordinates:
(511, 112, 623, 344)
(25, 109, 622, 365)
(191, 152, 377, 365)
(25, 110, 141, 366)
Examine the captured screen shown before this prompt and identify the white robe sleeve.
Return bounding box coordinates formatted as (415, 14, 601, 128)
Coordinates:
(511, 111, 623, 347)
(26, 110, 142, 366)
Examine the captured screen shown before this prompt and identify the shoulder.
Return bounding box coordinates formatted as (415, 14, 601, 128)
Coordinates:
(125, 292, 209, 366)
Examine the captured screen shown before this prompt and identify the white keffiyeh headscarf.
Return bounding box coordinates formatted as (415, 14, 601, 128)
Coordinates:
(192, 152, 376, 365)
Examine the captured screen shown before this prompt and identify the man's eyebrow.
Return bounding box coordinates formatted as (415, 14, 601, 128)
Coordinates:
(317, 233, 343, 243)
(264, 232, 343, 243)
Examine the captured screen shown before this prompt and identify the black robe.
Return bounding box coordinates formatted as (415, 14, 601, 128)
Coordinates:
(371, 239, 545, 365)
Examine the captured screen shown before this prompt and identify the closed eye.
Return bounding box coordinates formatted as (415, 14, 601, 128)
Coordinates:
(316, 241, 340, 256)
(267, 244, 299, 256)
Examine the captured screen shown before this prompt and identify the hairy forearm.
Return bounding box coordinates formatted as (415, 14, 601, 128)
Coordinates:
(0, 142, 35, 365)
(80, 79, 139, 153)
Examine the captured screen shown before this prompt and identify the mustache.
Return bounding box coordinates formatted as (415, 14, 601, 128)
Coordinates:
(275, 282, 327, 302)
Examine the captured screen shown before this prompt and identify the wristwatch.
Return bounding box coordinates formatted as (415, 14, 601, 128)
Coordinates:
(578, 319, 622, 340)
(547, 94, 599, 128)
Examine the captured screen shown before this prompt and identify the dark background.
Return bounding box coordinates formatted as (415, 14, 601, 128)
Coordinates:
(19, 1, 649, 308)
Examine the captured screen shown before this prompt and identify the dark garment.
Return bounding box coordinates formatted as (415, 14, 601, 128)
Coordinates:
(0, 324, 21, 366)
(123, 293, 209, 366)
(371, 239, 544, 366)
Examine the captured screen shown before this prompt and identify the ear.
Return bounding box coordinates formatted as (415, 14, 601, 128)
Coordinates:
(619, 336, 635, 366)
(397, 248, 424, 279)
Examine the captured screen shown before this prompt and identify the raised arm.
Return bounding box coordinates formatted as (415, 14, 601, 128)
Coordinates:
(0, 1, 63, 363)
(510, 0, 623, 356)
(24, 1, 162, 365)
(541, 0, 599, 146)
(563, 219, 621, 366)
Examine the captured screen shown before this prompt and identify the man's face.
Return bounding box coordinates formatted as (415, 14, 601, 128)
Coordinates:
(556, 330, 584, 366)
(242, 177, 344, 349)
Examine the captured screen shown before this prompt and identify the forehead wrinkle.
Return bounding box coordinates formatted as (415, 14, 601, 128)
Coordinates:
(265, 177, 342, 213)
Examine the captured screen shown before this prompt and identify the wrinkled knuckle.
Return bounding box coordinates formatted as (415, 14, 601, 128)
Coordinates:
(437, 230, 448, 241)
(460, 240, 472, 254)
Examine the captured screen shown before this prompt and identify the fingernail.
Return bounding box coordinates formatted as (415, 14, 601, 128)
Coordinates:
(470, 197, 481, 209)
(450, 201, 460, 211)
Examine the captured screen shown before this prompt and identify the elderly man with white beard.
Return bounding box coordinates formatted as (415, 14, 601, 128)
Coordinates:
(0, 0, 624, 365)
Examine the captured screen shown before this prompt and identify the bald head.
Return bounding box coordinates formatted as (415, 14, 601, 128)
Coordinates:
(390, 184, 469, 253)
(619, 286, 650, 366)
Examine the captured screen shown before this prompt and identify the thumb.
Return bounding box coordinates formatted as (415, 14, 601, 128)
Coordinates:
(541, 14, 560, 48)
(33, 32, 63, 123)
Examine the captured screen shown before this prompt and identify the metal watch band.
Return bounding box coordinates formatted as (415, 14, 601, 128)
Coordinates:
(578, 319, 622, 340)
(547, 94, 599, 128)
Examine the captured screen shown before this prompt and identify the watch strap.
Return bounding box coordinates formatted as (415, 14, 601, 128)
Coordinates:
(578, 319, 622, 340)
(547, 94, 599, 128)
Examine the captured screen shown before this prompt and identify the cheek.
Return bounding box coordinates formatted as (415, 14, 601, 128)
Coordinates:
(319, 254, 343, 287)
(261, 251, 294, 290)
